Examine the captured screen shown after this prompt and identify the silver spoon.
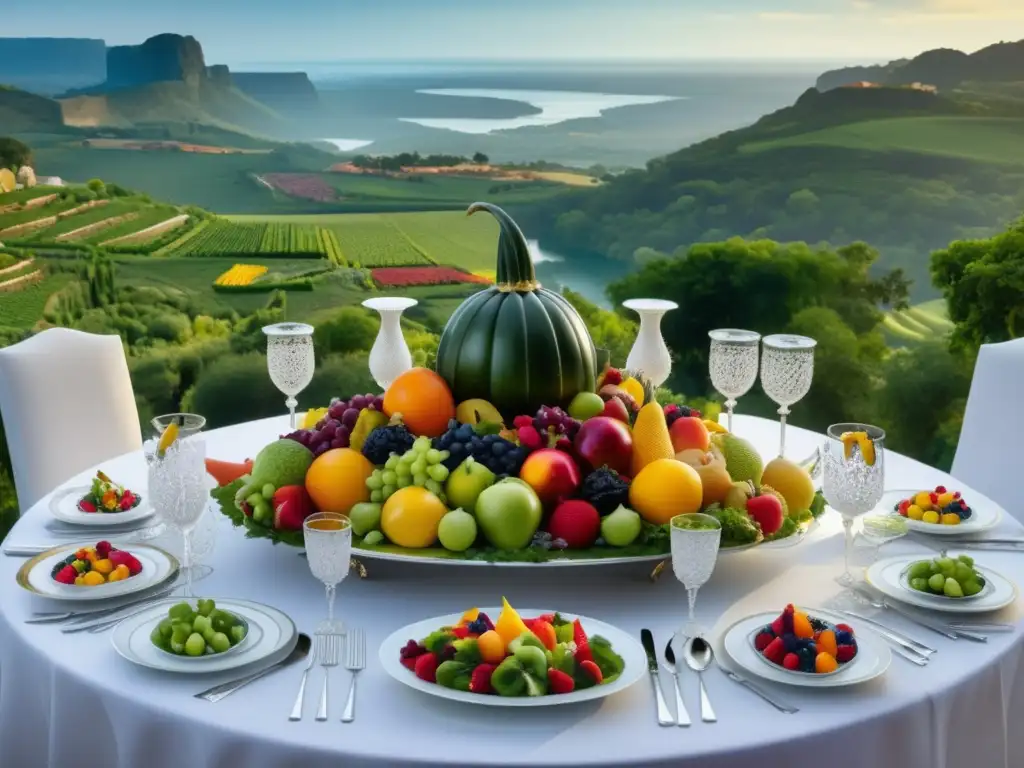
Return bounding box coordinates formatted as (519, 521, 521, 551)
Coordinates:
(684, 636, 717, 723)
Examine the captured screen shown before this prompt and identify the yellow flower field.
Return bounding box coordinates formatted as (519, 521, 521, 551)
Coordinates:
(214, 264, 268, 287)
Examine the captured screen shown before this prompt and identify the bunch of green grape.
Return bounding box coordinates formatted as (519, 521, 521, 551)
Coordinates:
(366, 436, 451, 503)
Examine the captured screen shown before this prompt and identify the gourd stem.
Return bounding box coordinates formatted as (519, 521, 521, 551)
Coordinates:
(467, 201, 538, 290)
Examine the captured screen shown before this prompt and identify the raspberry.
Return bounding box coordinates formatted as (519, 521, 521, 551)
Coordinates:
(400, 656, 417, 671)
(400, 640, 426, 659)
(935, 485, 947, 494)
(470, 663, 496, 694)
(547, 668, 575, 694)
(414, 653, 439, 683)
(754, 630, 774, 652)
(836, 645, 857, 663)
(835, 623, 854, 635)
(513, 415, 534, 429)
(517, 425, 544, 451)
(783, 653, 800, 671)
(579, 660, 603, 684)
(95, 541, 112, 558)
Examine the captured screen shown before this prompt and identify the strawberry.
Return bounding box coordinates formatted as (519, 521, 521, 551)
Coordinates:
(572, 618, 594, 665)
(452, 625, 471, 640)
(513, 415, 534, 429)
(835, 623, 855, 635)
(770, 614, 785, 636)
(526, 619, 557, 650)
(537, 613, 556, 624)
(897, 499, 910, 516)
(517, 425, 544, 452)
(579, 660, 603, 684)
(929, 492, 939, 505)
(78, 499, 97, 513)
(547, 668, 575, 694)
(763, 637, 786, 666)
(548, 501, 601, 549)
(600, 367, 623, 387)
(782, 653, 800, 671)
(470, 663, 497, 694)
(95, 540, 112, 559)
(414, 653, 439, 683)
(54, 565, 77, 584)
(935, 485, 947, 494)
(109, 550, 132, 568)
(836, 644, 857, 663)
(120, 491, 135, 510)
(272, 486, 312, 531)
(754, 630, 774, 652)
(125, 555, 143, 576)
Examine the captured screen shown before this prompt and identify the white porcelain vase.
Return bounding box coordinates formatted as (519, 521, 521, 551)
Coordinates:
(363, 297, 418, 390)
(623, 298, 678, 387)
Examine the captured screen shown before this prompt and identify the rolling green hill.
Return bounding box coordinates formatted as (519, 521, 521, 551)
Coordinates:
(0, 86, 66, 133)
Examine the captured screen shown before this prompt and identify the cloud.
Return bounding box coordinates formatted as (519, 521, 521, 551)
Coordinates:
(757, 11, 827, 21)
(866, 0, 1024, 16)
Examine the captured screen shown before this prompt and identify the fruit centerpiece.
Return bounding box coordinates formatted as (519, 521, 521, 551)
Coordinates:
(211, 202, 824, 564)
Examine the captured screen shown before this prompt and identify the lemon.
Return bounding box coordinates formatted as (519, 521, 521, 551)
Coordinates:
(621, 377, 645, 407)
(302, 407, 328, 429)
(157, 422, 179, 457)
(840, 431, 876, 466)
(381, 487, 448, 548)
(922, 510, 940, 524)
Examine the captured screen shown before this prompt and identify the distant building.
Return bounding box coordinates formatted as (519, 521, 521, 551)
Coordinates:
(841, 81, 880, 89)
(907, 82, 938, 93)
(37, 176, 64, 187)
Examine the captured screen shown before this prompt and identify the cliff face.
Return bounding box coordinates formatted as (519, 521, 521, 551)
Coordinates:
(206, 65, 232, 89)
(0, 86, 66, 131)
(231, 72, 319, 111)
(105, 34, 206, 93)
(0, 37, 106, 92)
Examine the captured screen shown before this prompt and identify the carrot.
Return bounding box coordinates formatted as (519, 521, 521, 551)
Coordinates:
(205, 458, 254, 487)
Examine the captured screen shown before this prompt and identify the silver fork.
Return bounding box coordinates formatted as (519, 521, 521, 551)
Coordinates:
(341, 628, 365, 723)
(315, 632, 341, 721)
(288, 632, 320, 721)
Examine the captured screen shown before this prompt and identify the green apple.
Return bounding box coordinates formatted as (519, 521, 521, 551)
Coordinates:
(475, 478, 542, 550)
(601, 505, 642, 547)
(349, 502, 382, 536)
(438, 509, 478, 552)
(445, 457, 496, 512)
(568, 391, 605, 421)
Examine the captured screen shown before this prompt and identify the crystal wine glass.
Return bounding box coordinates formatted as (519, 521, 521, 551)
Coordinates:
(671, 513, 722, 638)
(760, 334, 816, 457)
(263, 322, 315, 429)
(151, 413, 206, 440)
(303, 512, 352, 634)
(822, 424, 886, 587)
(708, 329, 761, 432)
(147, 435, 208, 597)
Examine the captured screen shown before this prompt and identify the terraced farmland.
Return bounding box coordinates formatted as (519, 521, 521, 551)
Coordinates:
(884, 299, 955, 344)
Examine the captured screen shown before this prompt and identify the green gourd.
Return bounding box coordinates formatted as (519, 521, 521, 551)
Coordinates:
(435, 202, 597, 419)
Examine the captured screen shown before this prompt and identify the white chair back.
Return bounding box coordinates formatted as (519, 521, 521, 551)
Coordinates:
(0, 328, 142, 512)
(951, 337, 1024, 522)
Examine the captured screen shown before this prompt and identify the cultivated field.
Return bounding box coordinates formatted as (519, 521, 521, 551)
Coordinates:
(884, 299, 955, 344)
(741, 117, 1024, 165)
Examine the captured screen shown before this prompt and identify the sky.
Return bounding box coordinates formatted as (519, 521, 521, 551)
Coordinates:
(4, 0, 1024, 64)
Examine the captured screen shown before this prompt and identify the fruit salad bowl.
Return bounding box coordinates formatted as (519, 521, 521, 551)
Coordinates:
(17, 542, 178, 601)
(749, 609, 858, 678)
(899, 555, 991, 601)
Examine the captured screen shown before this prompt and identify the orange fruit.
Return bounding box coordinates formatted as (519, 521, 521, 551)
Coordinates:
(380, 487, 448, 548)
(792, 612, 814, 639)
(305, 448, 374, 514)
(815, 652, 838, 674)
(628, 459, 702, 525)
(383, 367, 456, 438)
(818, 629, 838, 657)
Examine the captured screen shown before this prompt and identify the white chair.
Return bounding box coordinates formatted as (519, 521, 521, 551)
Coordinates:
(0, 328, 142, 512)
(951, 337, 1024, 522)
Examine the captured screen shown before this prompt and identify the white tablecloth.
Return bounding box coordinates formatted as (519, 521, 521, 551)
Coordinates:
(2, 414, 1023, 768)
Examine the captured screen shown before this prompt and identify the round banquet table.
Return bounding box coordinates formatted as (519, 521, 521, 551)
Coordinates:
(2, 413, 1023, 768)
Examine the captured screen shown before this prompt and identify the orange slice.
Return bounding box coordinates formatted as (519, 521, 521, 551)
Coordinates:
(840, 431, 876, 466)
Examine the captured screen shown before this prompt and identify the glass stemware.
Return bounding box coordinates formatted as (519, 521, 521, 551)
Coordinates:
(822, 424, 886, 587)
(760, 334, 816, 457)
(151, 413, 206, 439)
(303, 512, 352, 634)
(708, 329, 761, 432)
(670, 513, 722, 638)
(147, 435, 208, 597)
(858, 514, 908, 563)
(263, 322, 315, 430)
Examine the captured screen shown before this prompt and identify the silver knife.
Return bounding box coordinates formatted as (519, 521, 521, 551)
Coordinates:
(828, 607, 937, 656)
(856, 588, 988, 643)
(721, 669, 798, 713)
(640, 629, 674, 727)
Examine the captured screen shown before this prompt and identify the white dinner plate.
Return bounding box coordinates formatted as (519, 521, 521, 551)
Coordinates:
(865, 555, 1018, 614)
(722, 610, 891, 688)
(379, 607, 646, 707)
(879, 489, 1001, 536)
(50, 485, 154, 527)
(112, 598, 296, 674)
(16, 543, 179, 601)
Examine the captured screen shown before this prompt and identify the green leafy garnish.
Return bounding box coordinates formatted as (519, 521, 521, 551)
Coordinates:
(810, 490, 826, 519)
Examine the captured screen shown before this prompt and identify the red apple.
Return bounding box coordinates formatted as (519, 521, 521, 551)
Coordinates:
(600, 396, 630, 423)
(519, 449, 581, 507)
(747, 494, 784, 535)
(573, 417, 633, 476)
(669, 417, 710, 454)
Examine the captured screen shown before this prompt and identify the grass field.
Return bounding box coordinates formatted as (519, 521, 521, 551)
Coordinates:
(26, 200, 137, 240)
(323, 172, 566, 205)
(884, 299, 954, 344)
(0, 273, 76, 327)
(741, 117, 1024, 165)
(230, 211, 498, 270)
(82, 206, 181, 244)
(0, 197, 83, 232)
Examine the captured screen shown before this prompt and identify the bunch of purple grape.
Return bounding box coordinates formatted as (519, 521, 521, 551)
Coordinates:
(284, 393, 384, 457)
(533, 406, 581, 440)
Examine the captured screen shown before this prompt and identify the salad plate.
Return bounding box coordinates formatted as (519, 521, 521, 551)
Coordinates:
(881, 489, 1001, 536)
(865, 555, 1017, 614)
(16, 542, 178, 601)
(50, 484, 154, 527)
(379, 605, 646, 706)
(722, 610, 891, 688)
(112, 598, 294, 674)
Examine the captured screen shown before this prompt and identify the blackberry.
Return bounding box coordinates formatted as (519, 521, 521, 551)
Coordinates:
(579, 467, 630, 516)
(433, 422, 526, 476)
(361, 425, 415, 465)
(664, 403, 702, 427)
